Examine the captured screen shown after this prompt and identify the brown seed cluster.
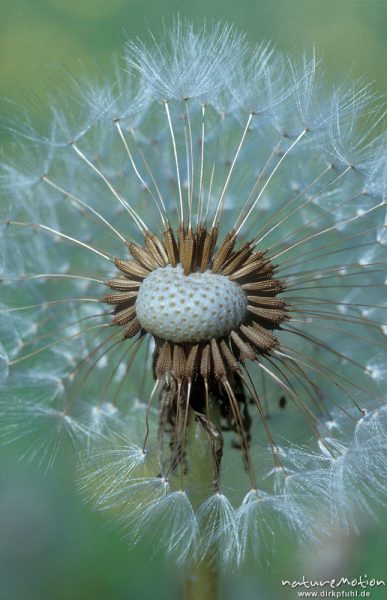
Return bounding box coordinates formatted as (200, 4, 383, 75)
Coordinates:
(102, 225, 288, 388)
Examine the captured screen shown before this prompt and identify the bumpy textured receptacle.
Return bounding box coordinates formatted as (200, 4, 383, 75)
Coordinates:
(135, 264, 248, 343)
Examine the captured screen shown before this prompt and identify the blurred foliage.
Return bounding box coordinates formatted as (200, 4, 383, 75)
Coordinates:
(1, 1, 386, 599)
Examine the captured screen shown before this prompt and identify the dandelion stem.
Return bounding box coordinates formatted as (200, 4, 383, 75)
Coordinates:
(184, 407, 220, 600)
(186, 559, 218, 600)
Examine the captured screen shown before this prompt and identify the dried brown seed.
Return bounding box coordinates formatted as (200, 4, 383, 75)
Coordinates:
(114, 258, 149, 278)
(111, 305, 136, 325)
(123, 318, 141, 338)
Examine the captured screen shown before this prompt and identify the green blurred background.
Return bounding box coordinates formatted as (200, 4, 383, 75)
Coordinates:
(1, 1, 386, 599)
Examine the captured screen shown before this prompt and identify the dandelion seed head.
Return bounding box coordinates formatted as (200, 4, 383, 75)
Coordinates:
(126, 19, 247, 101)
(196, 494, 240, 566)
(129, 490, 198, 564)
(1, 20, 386, 568)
